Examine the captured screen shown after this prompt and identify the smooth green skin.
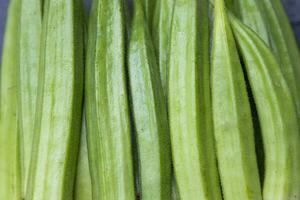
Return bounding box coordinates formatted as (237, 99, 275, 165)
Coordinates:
(0, 0, 22, 199)
(74, 118, 92, 200)
(19, 0, 42, 196)
(128, 0, 171, 199)
(25, 0, 84, 199)
(168, 0, 221, 199)
(85, 0, 135, 199)
(152, 0, 174, 99)
(259, 0, 300, 123)
(230, 16, 300, 200)
(212, 0, 262, 199)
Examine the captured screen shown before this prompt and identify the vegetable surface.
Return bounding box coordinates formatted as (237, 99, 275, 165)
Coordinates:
(168, 0, 221, 199)
(85, 0, 135, 199)
(0, 0, 22, 199)
(26, 0, 84, 199)
(128, 0, 171, 199)
(230, 15, 300, 200)
(19, 0, 42, 195)
(211, 0, 262, 199)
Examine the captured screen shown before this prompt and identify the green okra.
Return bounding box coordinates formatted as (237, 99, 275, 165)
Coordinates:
(230, 15, 300, 200)
(0, 0, 22, 199)
(74, 117, 92, 200)
(85, 0, 135, 199)
(168, 0, 221, 199)
(259, 0, 300, 123)
(141, 0, 156, 28)
(211, 0, 262, 199)
(19, 0, 42, 196)
(152, 0, 174, 99)
(128, 0, 171, 199)
(25, 0, 84, 199)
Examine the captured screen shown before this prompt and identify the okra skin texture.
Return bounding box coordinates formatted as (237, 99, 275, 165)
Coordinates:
(85, 0, 135, 199)
(230, 16, 300, 200)
(25, 0, 84, 199)
(19, 0, 42, 195)
(0, 0, 22, 199)
(152, 0, 174, 99)
(260, 0, 300, 123)
(74, 117, 92, 200)
(168, 0, 221, 199)
(212, 0, 262, 200)
(128, 0, 171, 199)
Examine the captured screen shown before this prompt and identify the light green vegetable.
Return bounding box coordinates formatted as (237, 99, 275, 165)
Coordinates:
(211, 0, 262, 199)
(152, 0, 174, 99)
(260, 0, 300, 123)
(25, 0, 84, 199)
(128, 0, 171, 199)
(0, 0, 22, 199)
(74, 117, 92, 200)
(19, 0, 42, 196)
(85, 0, 135, 199)
(230, 15, 300, 200)
(168, 0, 221, 199)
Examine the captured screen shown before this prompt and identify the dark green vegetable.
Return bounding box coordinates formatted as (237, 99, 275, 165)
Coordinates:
(0, 0, 22, 199)
(85, 0, 135, 199)
(211, 0, 262, 199)
(168, 0, 221, 199)
(128, 0, 171, 199)
(26, 0, 84, 199)
(230, 15, 300, 200)
(152, 0, 174, 99)
(19, 0, 42, 196)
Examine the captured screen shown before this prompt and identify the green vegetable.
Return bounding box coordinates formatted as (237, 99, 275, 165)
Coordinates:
(152, 0, 174, 99)
(260, 0, 300, 123)
(211, 0, 262, 199)
(168, 0, 221, 199)
(19, 0, 42, 196)
(85, 0, 135, 199)
(141, 0, 156, 28)
(74, 117, 92, 200)
(230, 15, 300, 200)
(0, 0, 22, 199)
(25, 0, 84, 199)
(128, 0, 171, 199)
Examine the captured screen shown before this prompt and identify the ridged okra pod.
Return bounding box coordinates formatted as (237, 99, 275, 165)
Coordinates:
(168, 0, 221, 199)
(85, 0, 135, 199)
(26, 0, 84, 199)
(152, 0, 174, 99)
(230, 15, 300, 200)
(128, 0, 172, 199)
(211, 0, 262, 199)
(19, 0, 42, 195)
(0, 0, 22, 199)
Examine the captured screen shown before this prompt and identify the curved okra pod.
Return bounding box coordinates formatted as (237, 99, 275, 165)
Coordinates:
(211, 0, 262, 199)
(230, 15, 300, 200)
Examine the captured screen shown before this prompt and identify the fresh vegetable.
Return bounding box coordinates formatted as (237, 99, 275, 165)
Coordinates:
(0, 0, 22, 199)
(85, 0, 135, 199)
(152, 0, 174, 99)
(128, 0, 171, 199)
(25, 0, 84, 199)
(168, 0, 221, 199)
(19, 0, 42, 196)
(141, 0, 156, 28)
(74, 117, 92, 200)
(230, 15, 300, 200)
(211, 0, 262, 199)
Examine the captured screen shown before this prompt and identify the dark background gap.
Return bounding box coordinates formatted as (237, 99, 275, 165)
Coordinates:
(0, 0, 300, 62)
